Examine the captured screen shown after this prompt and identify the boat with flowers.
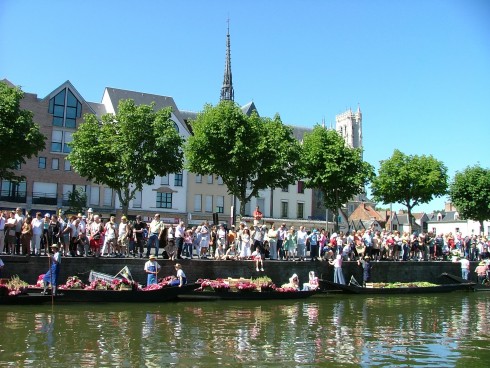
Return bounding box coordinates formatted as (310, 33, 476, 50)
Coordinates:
(0, 276, 53, 305)
(27, 273, 198, 303)
(179, 277, 318, 301)
(320, 277, 474, 294)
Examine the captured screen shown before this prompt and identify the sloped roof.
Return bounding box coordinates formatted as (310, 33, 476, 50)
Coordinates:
(349, 203, 383, 222)
(103, 87, 190, 135)
(427, 211, 465, 222)
(88, 102, 107, 118)
(241, 101, 258, 116)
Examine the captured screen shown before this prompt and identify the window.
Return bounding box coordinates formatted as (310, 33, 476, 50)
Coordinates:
(281, 201, 289, 218)
(103, 188, 113, 206)
(297, 202, 304, 219)
(195, 174, 202, 183)
(51, 130, 72, 153)
(172, 121, 179, 133)
(297, 181, 304, 194)
(207, 175, 213, 184)
(216, 196, 224, 213)
(132, 191, 142, 208)
(48, 88, 82, 128)
(174, 172, 183, 187)
(0, 180, 27, 201)
(52, 158, 59, 170)
(157, 193, 172, 208)
(160, 175, 169, 185)
(282, 185, 289, 192)
(194, 194, 202, 212)
(64, 159, 71, 171)
(205, 195, 213, 212)
(38, 157, 46, 169)
(90, 186, 100, 206)
(217, 176, 223, 185)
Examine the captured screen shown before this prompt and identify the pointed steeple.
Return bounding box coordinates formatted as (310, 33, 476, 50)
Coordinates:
(220, 19, 234, 101)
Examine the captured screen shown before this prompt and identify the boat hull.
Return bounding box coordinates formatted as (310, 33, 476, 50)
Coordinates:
(0, 294, 54, 305)
(441, 273, 490, 291)
(319, 279, 473, 294)
(52, 283, 198, 303)
(180, 289, 317, 301)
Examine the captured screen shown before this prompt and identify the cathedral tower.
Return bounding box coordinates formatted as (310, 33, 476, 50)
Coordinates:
(220, 21, 234, 101)
(335, 105, 362, 149)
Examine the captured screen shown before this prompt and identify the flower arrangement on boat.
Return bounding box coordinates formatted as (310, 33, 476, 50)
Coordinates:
(35, 274, 45, 288)
(59, 276, 85, 290)
(0, 276, 29, 296)
(111, 278, 133, 291)
(84, 279, 110, 290)
(236, 281, 257, 292)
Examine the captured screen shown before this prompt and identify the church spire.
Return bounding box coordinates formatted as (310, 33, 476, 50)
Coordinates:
(220, 19, 234, 101)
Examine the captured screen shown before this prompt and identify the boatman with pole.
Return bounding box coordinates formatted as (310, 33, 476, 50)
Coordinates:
(144, 254, 160, 285)
(42, 244, 61, 295)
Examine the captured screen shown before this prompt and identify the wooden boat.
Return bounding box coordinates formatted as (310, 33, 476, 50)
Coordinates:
(441, 273, 490, 292)
(319, 279, 473, 294)
(45, 283, 198, 303)
(0, 293, 54, 305)
(179, 289, 318, 301)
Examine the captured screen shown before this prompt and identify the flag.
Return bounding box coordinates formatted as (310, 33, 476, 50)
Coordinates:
(120, 266, 132, 281)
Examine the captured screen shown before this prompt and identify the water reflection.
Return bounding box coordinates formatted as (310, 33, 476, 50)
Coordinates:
(0, 294, 489, 367)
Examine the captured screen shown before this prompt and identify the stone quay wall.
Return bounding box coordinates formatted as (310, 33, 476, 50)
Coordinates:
(1, 256, 472, 287)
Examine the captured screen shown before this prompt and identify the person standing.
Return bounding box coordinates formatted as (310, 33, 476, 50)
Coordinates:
(117, 216, 129, 257)
(175, 220, 186, 259)
(296, 226, 308, 261)
(5, 211, 17, 254)
(253, 206, 263, 222)
(146, 214, 163, 258)
(42, 244, 61, 295)
(132, 215, 146, 258)
(144, 254, 160, 285)
(329, 254, 346, 284)
(20, 216, 33, 256)
(460, 256, 470, 280)
(267, 224, 278, 260)
(14, 208, 25, 255)
(308, 229, 319, 262)
(31, 212, 44, 256)
(0, 211, 6, 255)
(199, 221, 211, 259)
(358, 256, 373, 287)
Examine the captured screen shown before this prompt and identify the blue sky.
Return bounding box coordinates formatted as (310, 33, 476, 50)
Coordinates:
(1, 0, 489, 214)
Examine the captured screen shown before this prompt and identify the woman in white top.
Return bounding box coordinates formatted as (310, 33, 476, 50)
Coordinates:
(239, 228, 251, 259)
(296, 226, 308, 261)
(117, 216, 129, 257)
(267, 225, 278, 260)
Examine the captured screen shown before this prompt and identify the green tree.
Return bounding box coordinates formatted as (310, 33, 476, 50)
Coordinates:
(371, 149, 448, 229)
(449, 165, 490, 233)
(185, 101, 300, 217)
(300, 126, 374, 230)
(68, 99, 184, 215)
(0, 81, 46, 180)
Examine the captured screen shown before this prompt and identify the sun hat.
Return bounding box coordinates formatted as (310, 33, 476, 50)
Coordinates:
(87, 208, 93, 213)
(44, 213, 51, 218)
(51, 244, 59, 249)
(480, 261, 486, 266)
(149, 254, 156, 260)
(364, 255, 370, 260)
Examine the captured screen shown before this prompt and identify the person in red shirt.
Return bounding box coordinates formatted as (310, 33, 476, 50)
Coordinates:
(253, 206, 263, 221)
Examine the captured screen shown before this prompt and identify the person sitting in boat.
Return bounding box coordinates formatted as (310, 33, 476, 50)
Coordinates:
(282, 273, 300, 290)
(42, 244, 61, 295)
(144, 254, 161, 285)
(252, 250, 264, 272)
(358, 256, 372, 287)
(302, 271, 319, 291)
(169, 263, 187, 287)
(475, 261, 488, 284)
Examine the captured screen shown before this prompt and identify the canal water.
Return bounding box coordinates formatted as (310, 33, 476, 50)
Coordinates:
(1, 293, 489, 367)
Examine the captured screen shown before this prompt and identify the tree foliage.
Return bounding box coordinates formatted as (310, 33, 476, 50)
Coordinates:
(449, 165, 490, 233)
(66, 188, 88, 215)
(371, 149, 448, 227)
(300, 125, 374, 230)
(184, 101, 301, 216)
(0, 81, 46, 180)
(68, 99, 184, 215)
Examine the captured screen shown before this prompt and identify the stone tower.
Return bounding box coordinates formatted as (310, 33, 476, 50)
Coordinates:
(335, 105, 362, 149)
(220, 21, 234, 102)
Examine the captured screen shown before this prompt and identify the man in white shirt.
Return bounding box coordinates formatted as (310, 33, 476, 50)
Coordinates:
(31, 212, 44, 256)
(146, 214, 163, 258)
(175, 220, 186, 259)
(460, 256, 470, 280)
(14, 207, 25, 255)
